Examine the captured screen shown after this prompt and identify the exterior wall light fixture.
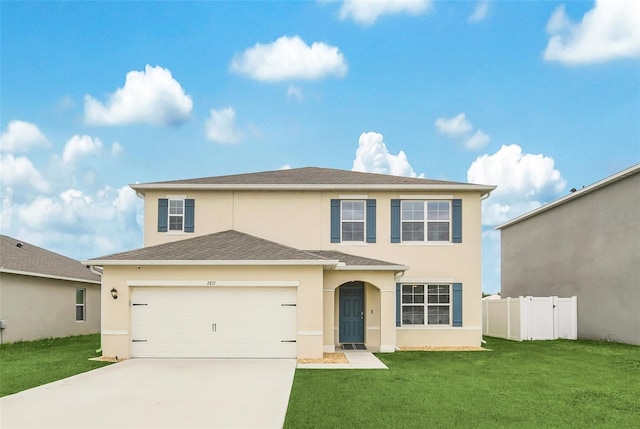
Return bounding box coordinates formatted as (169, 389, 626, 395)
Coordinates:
(110, 287, 118, 300)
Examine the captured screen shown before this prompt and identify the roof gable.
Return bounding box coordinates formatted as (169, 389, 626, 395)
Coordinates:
(0, 235, 100, 283)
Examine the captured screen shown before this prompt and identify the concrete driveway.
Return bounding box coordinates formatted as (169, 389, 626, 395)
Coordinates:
(0, 359, 297, 429)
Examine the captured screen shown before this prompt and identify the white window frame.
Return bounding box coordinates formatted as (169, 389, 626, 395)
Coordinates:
(75, 288, 86, 322)
(401, 200, 451, 242)
(401, 284, 451, 326)
(168, 199, 185, 232)
(340, 200, 366, 242)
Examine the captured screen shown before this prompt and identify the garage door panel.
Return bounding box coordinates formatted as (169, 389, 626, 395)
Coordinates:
(131, 287, 296, 358)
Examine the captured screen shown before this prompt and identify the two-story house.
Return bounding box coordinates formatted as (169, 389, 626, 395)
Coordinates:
(86, 167, 494, 359)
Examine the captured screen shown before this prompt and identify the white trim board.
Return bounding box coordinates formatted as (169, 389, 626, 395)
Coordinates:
(127, 280, 300, 287)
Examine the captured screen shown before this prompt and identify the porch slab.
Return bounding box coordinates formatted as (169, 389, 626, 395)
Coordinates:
(296, 351, 388, 369)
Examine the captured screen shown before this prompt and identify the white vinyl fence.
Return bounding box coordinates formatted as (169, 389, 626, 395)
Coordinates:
(482, 296, 577, 341)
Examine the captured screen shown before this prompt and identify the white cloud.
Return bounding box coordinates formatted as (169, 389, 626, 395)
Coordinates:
(435, 113, 490, 150)
(352, 132, 423, 178)
(280, 164, 293, 170)
(1, 185, 143, 260)
(0, 120, 50, 153)
(205, 107, 242, 144)
(339, 0, 431, 26)
(544, 0, 640, 64)
(111, 142, 123, 157)
(287, 84, 303, 102)
(466, 130, 490, 150)
(0, 154, 49, 192)
(469, 0, 489, 23)
(230, 36, 347, 82)
(467, 144, 566, 226)
(62, 135, 103, 164)
(435, 113, 472, 137)
(84, 65, 193, 126)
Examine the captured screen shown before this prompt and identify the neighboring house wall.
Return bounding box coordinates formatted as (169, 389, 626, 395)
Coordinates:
(0, 272, 100, 343)
(141, 189, 485, 348)
(501, 172, 640, 345)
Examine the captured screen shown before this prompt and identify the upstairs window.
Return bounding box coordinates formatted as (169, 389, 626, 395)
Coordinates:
(158, 198, 195, 233)
(401, 201, 450, 242)
(169, 199, 184, 231)
(341, 200, 365, 242)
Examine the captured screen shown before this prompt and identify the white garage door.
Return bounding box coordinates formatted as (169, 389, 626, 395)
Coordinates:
(131, 287, 297, 358)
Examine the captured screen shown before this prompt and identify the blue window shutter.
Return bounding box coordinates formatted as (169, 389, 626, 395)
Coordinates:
(330, 199, 340, 243)
(396, 283, 402, 327)
(391, 199, 401, 243)
(157, 199, 168, 232)
(184, 199, 195, 233)
(452, 283, 463, 327)
(366, 199, 376, 243)
(452, 199, 462, 243)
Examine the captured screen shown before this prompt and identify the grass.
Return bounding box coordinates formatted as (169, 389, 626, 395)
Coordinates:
(0, 334, 112, 397)
(284, 337, 640, 428)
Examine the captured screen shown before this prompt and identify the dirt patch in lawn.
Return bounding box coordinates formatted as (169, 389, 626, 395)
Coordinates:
(89, 356, 121, 362)
(298, 352, 349, 364)
(399, 346, 487, 351)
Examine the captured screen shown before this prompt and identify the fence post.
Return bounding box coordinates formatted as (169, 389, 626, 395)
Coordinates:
(571, 296, 578, 340)
(552, 296, 559, 340)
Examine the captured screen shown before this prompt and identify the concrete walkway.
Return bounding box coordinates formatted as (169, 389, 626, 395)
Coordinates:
(296, 351, 388, 369)
(0, 359, 296, 429)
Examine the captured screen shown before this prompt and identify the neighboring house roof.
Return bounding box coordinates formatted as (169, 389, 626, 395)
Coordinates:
(131, 167, 496, 194)
(0, 235, 101, 283)
(86, 230, 407, 271)
(496, 163, 640, 230)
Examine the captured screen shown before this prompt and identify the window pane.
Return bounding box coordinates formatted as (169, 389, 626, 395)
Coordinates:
(402, 285, 413, 294)
(401, 201, 424, 221)
(169, 216, 183, 231)
(402, 306, 424, 325)
(76, 289, 85, 305)
(169, 200, 183, 215)
(402, 222, 424, 241)
(427, 306, 449, 325)
(427, 222, 449, 241)
(427, 201, 450, 221)
(76, 305, 84, 321)
(342, 222, 364, 241)
(342, 201, 364, 221)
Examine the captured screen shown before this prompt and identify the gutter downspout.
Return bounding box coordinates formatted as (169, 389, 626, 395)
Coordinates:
(87, 265, 104, 354)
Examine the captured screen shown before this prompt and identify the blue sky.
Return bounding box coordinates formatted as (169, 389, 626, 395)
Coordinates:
(1, 0, 639, 293)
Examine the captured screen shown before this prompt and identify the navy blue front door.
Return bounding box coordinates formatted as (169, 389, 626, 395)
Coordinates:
(339, 283, 364, 343)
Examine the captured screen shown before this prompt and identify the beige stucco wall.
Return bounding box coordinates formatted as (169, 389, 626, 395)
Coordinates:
(100, 264, 324, 359)
(0, 272, 100, 343)
(135, 189, 485, 349)
(501, 172, 640, 345)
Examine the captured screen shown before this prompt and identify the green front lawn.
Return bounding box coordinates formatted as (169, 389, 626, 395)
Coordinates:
(0, 334, 112, 397)
(285, 338, 640, 428)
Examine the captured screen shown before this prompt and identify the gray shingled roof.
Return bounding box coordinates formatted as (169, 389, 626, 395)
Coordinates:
(134, 167, 478, 187)
(306, 250, 403, 267)
(0, 235, 100, 283)
(89, 230, 331, 262)
(88, 230, 404, 269)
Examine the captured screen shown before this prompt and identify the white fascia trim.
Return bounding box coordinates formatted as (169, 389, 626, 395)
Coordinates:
(0, 268, 101, 285)
(334, 265, 410, 271)
(84, 259, 339, 267)
(132, 183, 497, 193)
(127, 280, 300, 287)
(496, 163, 640, 230)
